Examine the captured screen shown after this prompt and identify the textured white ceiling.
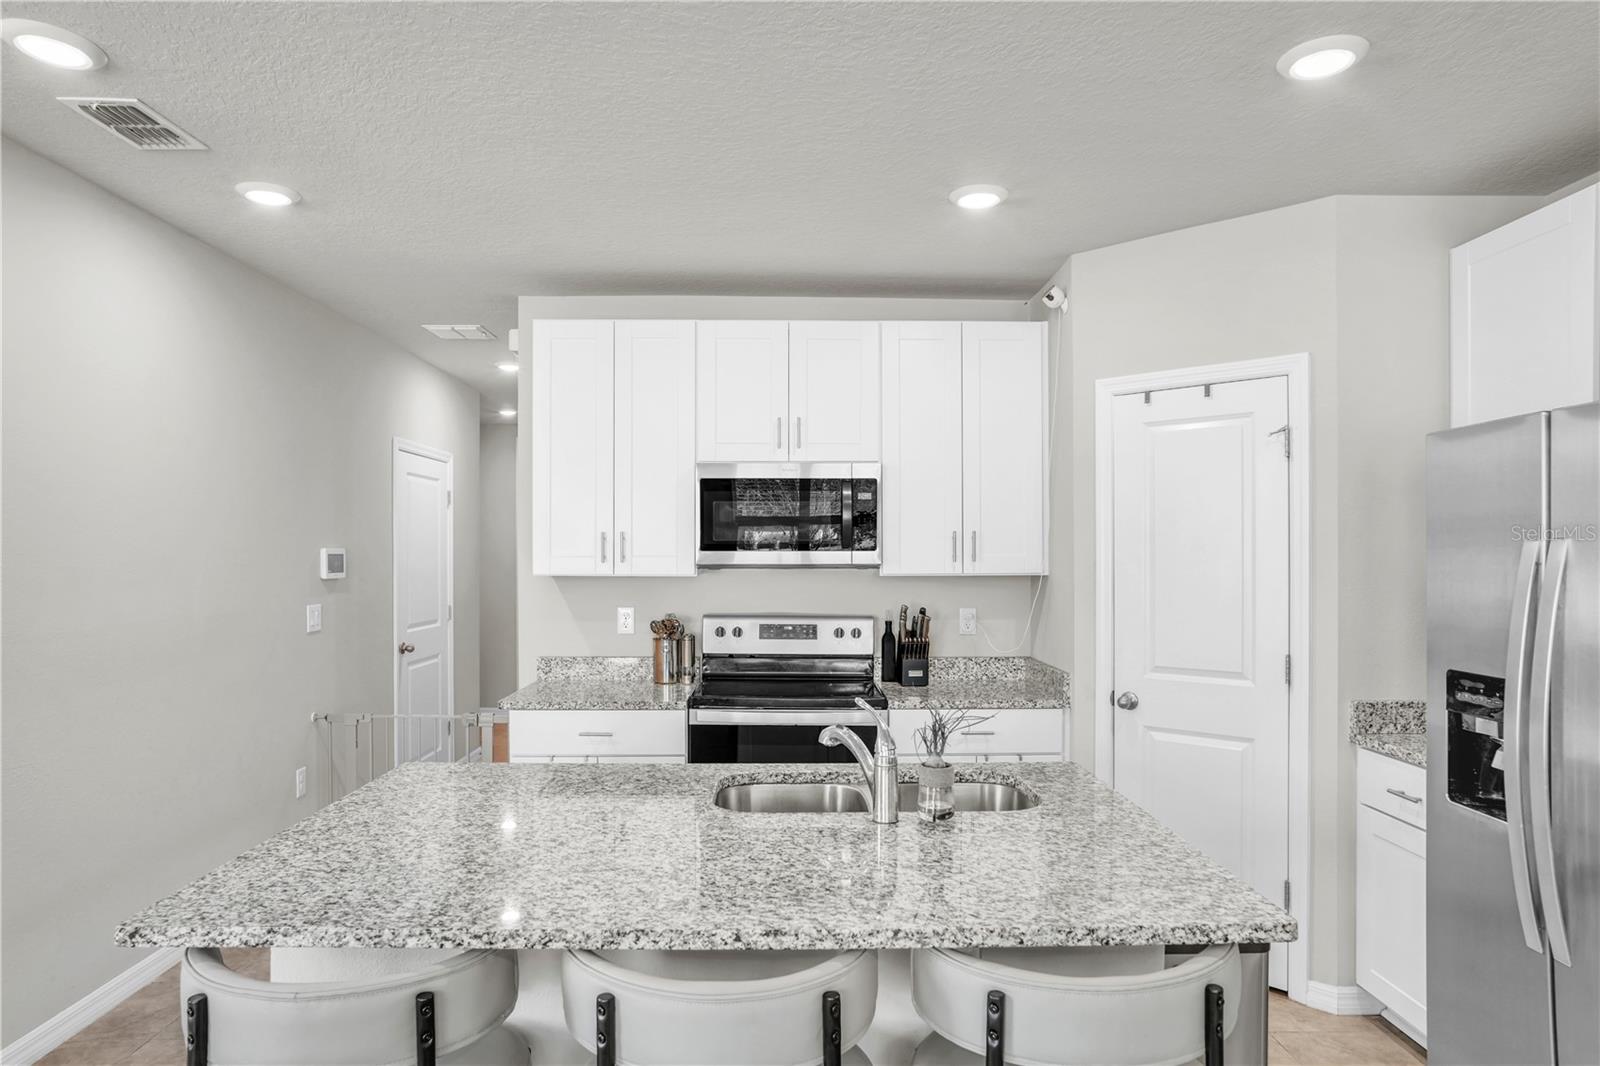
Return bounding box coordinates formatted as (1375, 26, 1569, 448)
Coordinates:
(3, 2, 1596, 414)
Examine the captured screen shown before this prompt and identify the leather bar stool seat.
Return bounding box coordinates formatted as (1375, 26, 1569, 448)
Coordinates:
(560, 948, 878, 1065)
(910, 945, 1240, 1066)
(179, 947, 528, 1065)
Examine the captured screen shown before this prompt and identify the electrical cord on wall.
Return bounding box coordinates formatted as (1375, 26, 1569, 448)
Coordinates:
(976, 299, 1064, 655)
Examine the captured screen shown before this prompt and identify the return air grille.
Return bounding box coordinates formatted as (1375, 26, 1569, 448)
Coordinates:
(58, 97, 208, 150)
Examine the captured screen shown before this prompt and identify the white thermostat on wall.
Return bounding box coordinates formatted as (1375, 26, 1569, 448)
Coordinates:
(320, 548, 347, 580)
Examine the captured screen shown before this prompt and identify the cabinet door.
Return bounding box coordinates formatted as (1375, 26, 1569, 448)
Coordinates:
(789, 321, 881, 460)
(1357, 802, 1428, 1038)
(1451, 185, 1597, 426)
(962, 322, 1048, 575)
(881, 323, 964, 575)
(696, 321, 789, 460)
(530, 320, 614, 574)
(615, 321, 696, 576)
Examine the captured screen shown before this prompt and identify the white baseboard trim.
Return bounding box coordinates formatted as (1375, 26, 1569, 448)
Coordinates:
(1, 947, 182, 1065)
(1304, 980, 1384, 1015)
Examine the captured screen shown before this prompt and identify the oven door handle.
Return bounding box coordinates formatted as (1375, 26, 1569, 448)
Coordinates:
(689, 708, 882, 727)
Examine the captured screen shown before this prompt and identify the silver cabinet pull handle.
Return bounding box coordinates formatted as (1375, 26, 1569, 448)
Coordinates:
(1502, 540, 1543, 954)
(971, 531, 978, 562)
(795, 417, 802, 449)
(577, 731, 614, 738)
(776, 416, 783, 451)
(600, 531, 607, 564)
(951, 530, 958, 564)
(1385, 787, 1422, 804)
(1529, 536, 1572, 965)
(960, 730, 996, 736)
(619, 531, 626, 564)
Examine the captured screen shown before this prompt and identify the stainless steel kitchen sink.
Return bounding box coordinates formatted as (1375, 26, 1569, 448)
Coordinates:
(712, 780, 1037, 813)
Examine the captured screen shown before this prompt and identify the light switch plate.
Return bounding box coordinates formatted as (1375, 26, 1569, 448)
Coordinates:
(617, 606, 635, 635)
(295, 766, 307, 799)
(959, 607, 977, 635)
(306, 604, 322, 633)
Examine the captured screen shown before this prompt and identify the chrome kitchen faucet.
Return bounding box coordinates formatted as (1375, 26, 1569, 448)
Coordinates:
(819, 698, 898, 824)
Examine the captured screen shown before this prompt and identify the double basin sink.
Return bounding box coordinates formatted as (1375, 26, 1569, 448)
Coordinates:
(714, 780, 1037, 814)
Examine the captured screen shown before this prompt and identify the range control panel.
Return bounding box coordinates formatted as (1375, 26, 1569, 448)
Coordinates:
(702, 614, 875, 656)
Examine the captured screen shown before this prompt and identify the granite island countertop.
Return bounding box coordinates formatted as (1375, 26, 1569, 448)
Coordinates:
(117, 761, 1294, 952)
(1348, 699, 1427, 769)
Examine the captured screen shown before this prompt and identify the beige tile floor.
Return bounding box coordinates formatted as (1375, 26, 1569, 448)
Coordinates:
(38, 951, 1426, 1065)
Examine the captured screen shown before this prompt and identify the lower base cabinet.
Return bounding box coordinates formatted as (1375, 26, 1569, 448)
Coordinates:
(1355, 750, 1428, 1042)
(508, 710, 687, 763)
(889, 707, 1065, 761)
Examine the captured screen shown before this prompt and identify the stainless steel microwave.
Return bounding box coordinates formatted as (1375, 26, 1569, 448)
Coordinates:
(695, 463, 880, 567)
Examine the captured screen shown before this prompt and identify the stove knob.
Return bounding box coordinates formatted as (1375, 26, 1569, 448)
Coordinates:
(731, 626, 743, 639)
(714, 626, 726, 638)
(833, 627, 846, 639)
(851, 627, 862, 639)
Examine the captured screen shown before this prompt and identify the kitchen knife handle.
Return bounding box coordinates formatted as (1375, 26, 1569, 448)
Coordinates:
(1529, 536, 1571, 965)
(1503, 540, 1543, 955)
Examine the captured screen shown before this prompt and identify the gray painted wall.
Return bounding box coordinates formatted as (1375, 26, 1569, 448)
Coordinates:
(1035, 193, 1536, 989)
(479, 423, 519, 704)
(0, 139, 482, 1044)
(513, 295, 1043, 686)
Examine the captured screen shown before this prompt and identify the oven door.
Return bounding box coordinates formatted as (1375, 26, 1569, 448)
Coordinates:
(696, 463, 880, 567)
(687, 710, 877, 764)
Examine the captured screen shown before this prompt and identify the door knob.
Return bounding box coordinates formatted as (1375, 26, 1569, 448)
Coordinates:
(1116, 691, 1139, 710)
(398, 642, 416, 655)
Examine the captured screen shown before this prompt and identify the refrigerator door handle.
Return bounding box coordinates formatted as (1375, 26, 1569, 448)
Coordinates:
(1504, 539, 1545, 955)
(1529, 536, 1572, 966)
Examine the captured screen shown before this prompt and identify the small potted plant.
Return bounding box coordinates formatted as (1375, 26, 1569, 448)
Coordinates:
(912, 709, 996, 822)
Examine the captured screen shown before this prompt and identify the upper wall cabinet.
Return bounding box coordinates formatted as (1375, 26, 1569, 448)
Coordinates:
(697, 321, 881, 461)
(788, 322, 881, 461)
(1451, 185, 1597, 426)
(881, 321, 1048, 576)
(531, 320, 695, 577)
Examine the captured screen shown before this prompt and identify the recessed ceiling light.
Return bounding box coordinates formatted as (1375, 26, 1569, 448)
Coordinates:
(235, 181, 300, 207)
(499, 408, 517, 418)
(495, 361, 519, 373)
(950, 184, 1008, 210)
(2, 19, 108, 70)
(1277, 35, 1369, 81)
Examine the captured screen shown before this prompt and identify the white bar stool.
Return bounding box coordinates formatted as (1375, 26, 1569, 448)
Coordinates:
(560, 948, 878, 1065)
(178, 947, 529, 1065)
(909, 944, 1240, 1066)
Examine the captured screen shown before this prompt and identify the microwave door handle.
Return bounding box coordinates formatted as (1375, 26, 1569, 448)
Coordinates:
(841, 478, 853, 551)
(1504, 540, 1544, 954)
(1529, 537, 1572, 965)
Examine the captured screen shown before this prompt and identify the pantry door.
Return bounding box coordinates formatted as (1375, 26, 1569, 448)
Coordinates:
(394, 440, 453, 765)
(1110, 376, 1290, 984)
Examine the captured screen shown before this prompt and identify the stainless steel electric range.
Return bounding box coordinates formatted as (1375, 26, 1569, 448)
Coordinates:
(686, 613, 890, 764)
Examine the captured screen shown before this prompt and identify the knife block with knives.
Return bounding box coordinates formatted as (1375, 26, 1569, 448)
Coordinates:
(894, 605, 931, 687)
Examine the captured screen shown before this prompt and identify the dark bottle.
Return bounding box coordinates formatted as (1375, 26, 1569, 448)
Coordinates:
(881, 618, 898, 684)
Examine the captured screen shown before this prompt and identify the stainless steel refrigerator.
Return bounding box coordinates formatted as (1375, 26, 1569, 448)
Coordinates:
(1426, 402, 1598, 1065)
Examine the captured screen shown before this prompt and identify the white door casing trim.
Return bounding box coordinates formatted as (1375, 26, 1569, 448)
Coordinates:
(0, 947, 183, 1065)
(393, 437, 455, 761)
(1093, 352, 1311, 1006)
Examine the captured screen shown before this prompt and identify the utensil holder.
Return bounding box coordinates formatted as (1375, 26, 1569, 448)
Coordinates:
(899, 639, 929, 687)
(652, 637, 678, 685)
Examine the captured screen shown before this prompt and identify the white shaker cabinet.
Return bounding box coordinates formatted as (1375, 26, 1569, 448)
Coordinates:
(1355, 748, 1428, 1043)
(696, 320, 789, 461)
(531, 320, 695, 576)
(962, 322, 1048, 575)
(1451, 184, 1598, 427)
(788, 321, 881, 461)
(614, 321, 697, 576)
(881, 322, 965, 574)
(530, 320, 614, 575)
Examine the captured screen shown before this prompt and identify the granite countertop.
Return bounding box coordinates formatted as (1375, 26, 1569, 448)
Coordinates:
(499, 657, 687, 711)
(1349, 699, 1427, 769)
(117, 761, 1294, 952)
(500, 656, 1070, 714)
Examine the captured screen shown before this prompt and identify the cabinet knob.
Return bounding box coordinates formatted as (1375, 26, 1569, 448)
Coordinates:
(834, 627, 846, 639)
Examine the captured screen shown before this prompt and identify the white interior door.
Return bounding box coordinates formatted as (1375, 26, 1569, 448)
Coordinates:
(881, 322, 964, 575)
(696, 320, 789, 461)
(394, 442, 452, 765)
(615, 320, 695, 576)
(1110, 377, 1290, 984)
(788, 321, 881, 460)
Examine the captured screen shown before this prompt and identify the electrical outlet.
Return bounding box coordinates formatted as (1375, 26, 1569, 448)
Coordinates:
(617, 606, 635, 635)
(295, 766, 307, 799)
(959, 607, 978, 635)
(305, 603, 322, 633)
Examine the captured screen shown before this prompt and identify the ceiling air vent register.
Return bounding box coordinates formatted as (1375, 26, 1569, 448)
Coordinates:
(58, 97, 207, 150)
